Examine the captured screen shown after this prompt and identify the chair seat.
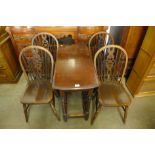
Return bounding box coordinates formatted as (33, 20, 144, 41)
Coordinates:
(21, 81, 53, 104)
(98, 81, 131, 106)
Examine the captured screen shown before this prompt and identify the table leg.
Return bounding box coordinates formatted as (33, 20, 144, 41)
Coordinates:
(82, 90, 90, 120)
(61, 91, 68, 122)
(93, 88, 99, 111)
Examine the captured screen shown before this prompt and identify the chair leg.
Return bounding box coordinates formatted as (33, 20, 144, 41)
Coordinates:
(123, 106, 128, 124)
(53, 92, 55, 107)
(91, 104, 103, 125)
(23, 104, 29, 122)
(94, 88, 99, 111)
(54, 90, 60, 98)
(50, 102, 61, 121)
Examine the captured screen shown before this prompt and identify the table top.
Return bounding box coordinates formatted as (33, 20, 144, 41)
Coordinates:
(52, 44, 99, 91)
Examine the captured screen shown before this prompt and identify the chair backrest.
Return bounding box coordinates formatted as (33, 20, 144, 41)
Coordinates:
(19, 45, 54, 83)
(89, 31, 114, 59)
(94, 45, 128, 83)
(32, 32, 59, 62)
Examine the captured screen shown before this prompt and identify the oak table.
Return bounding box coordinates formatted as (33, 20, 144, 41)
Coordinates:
(52, 44, 99, 121)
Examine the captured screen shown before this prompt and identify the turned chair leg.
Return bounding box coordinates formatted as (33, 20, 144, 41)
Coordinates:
(123, 106, 128, 123)
(53, 93, 55, 107)
(91, 104, 103, 125)
(50, 102, 61, 121)
(94, 89, 99, 111)
(23, 104, 29, 122)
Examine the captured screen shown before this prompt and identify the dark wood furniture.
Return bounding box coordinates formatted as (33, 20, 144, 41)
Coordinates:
(19, 45, 60, 122)
(0, 26, 6, 35)
(91, 45, 131, 125)
(0, 28, 21, 83)
(77, 26, 108, 43)
(52, 44, 99, 121)
(126, 26, 155, 97)
(6, 26, 35, 58)
(88, 31, 114, 60)
(120, 26, 147, 77)
(6, 26, 107, 58)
